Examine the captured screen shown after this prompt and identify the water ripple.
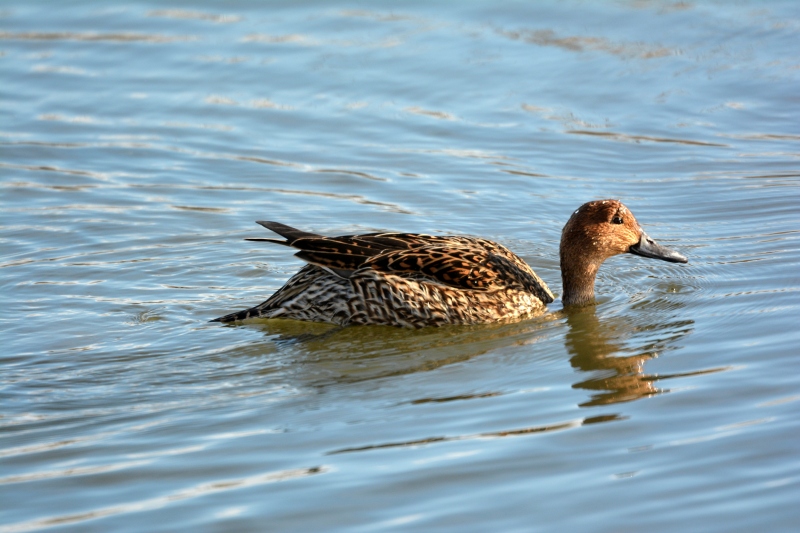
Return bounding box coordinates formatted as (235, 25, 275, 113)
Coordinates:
(147, 9, 242, 24)
(327, 415, 623, 454)
(0, 460, 149, 485)
(0, 31, 195, 43)
(566, 130, 729, 147)
(498, 28, 675, 59)
(0, 467, 327, 533)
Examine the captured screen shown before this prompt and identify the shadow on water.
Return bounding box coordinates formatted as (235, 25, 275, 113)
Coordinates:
(228, 297, 715, 409)
(565, 303, 702, 407)
(215, 302, 733, 455)
(240, 315, 561, 386)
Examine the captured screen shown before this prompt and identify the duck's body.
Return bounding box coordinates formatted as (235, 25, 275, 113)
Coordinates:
(212, 226, 554, 327)
(212, 200, 687, 328)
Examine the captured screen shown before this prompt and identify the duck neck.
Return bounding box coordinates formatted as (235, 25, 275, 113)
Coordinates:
(560, 255, 601, 307)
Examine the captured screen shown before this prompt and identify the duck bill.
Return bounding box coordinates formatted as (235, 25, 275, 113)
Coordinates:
(629, 231, 688, 264)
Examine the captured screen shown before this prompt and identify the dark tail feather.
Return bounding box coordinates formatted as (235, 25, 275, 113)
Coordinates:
(210, 305, 268, 323)
(248, 222, 377, 259)
(255, 221, 320, 244)
(213, 222, 325, 324)
(244, 237, 289, 245)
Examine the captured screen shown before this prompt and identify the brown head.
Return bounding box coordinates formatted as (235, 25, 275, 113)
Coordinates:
(559, 199, 687, 306)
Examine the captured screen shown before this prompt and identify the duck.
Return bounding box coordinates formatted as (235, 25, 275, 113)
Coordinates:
(211, 199, 687, 328)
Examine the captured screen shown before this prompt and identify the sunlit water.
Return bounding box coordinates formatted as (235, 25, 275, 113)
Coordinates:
(2, 1, 799, 531)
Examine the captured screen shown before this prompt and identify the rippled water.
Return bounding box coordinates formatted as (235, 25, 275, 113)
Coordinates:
(2, 1, 800, 531)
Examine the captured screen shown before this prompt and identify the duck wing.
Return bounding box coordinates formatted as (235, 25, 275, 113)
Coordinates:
(246, 222, 553, 303)
(246, 222, 458, 274)
(363, 245, 553, 303)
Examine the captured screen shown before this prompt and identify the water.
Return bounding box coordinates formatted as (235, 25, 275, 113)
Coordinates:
(2, 1, 799, 531)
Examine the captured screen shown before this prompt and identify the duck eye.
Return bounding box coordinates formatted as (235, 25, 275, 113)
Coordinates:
(611, 215, 624, 225)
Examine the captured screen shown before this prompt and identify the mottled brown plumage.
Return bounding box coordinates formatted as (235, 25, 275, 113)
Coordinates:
(212, 200, 687, 327)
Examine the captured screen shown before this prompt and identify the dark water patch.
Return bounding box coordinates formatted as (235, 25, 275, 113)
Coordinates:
(0, 31, 195, 43)
(410, 392, 502, 404)
(645, 366, 734, 382)
(234, 156, 299, 167)
(170, 205, 229, 213)
(328, 418, 588, 455)
(498, 28, 675, 59)
(0, 162, 111, 179)
(405, 107, 457, 120)
(566, 130, 729, 147)
(724, 133, 800, 142)
(314, 168, 387, 182)
(501, 169, 549, 178)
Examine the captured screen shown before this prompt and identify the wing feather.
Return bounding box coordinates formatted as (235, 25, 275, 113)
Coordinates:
(244, 222, 553, 303)
(365, 246, 542, 294)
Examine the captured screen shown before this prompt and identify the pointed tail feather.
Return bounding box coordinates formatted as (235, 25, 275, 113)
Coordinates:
(210, 305, 277, 323)
(255, 221, 320, 244)
(244, 237, 289, 245)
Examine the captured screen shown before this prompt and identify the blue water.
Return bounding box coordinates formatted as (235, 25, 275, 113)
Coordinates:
(2, 1, 800, 531)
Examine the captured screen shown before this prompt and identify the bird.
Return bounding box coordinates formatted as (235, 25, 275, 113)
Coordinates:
(211, 199, 687, 328)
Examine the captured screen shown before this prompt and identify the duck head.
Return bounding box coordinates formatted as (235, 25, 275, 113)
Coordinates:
(560, 199, 687, 307)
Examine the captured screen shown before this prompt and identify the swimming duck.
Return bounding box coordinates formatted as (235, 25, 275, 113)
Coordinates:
(212, 199, 687, 327)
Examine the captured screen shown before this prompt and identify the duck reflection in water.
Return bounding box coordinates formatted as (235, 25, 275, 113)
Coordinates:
(565, 303, 694, 407)
(240, 302, 695, 407)
(245, 317, 561, 386)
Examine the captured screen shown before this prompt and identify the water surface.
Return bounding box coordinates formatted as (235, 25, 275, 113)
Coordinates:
(2, 1, 800, 531)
